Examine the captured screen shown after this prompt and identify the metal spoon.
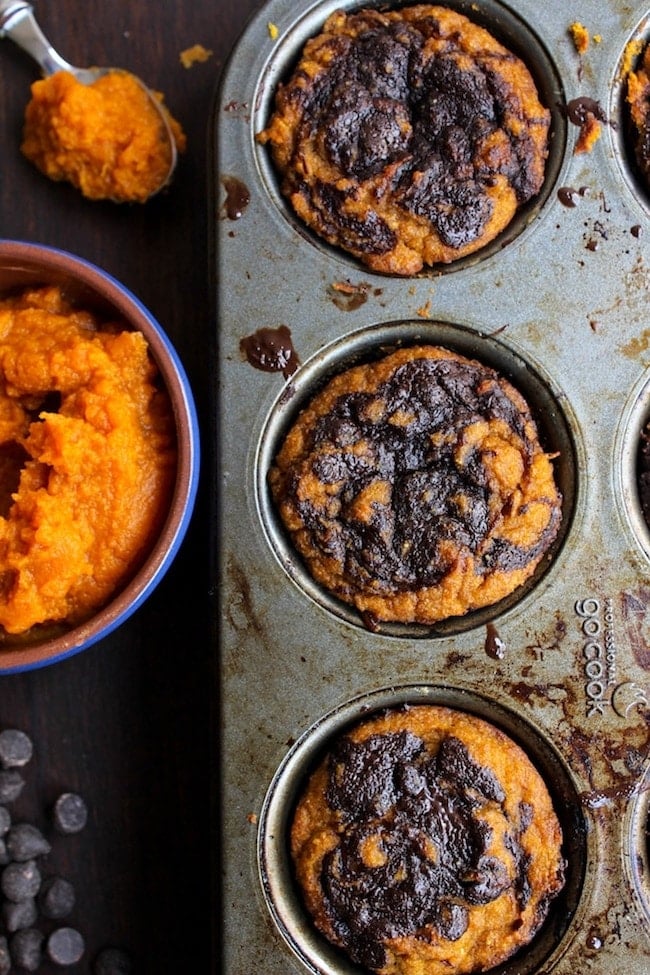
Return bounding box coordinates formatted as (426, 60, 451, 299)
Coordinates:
(0, 0, 178, 197)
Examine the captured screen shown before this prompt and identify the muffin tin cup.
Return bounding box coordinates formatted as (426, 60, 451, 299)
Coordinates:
(255, 319, 581, 637)
(258, 684, 589, 975)
(214, 1, 650, 972)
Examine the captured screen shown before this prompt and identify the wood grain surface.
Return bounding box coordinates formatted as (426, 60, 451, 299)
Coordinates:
(0, 1, 259, 970)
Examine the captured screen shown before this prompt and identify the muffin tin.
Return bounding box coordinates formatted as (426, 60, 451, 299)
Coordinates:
(213, 1, 650, 972)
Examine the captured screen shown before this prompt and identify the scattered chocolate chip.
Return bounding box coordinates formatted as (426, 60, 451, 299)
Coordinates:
(0, 807, 11, 837)
(38, 876, 75, 920)
(0, 730, 120, 967)
(0, 935, 9, 975)
(1, 860, 41, 902)
(0, 770, 25, 804)
(6, 824, 51, 861)
(53, 793, 88, 834)
(46, 926, 85, 966)
(0, 730, 33, 769)
(3, 896, 37, 932)
(10, 927, 43, 972)
(93, 946, 133, 975)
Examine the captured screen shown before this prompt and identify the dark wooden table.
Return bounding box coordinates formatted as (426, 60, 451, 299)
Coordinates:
(0, 1, 259, 970)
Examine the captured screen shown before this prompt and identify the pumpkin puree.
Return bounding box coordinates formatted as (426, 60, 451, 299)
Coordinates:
(0, 286, 176, 635)
(21, 70, 186, 203)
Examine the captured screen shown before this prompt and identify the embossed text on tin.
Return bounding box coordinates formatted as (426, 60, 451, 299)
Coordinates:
(575, 598, 617, 717)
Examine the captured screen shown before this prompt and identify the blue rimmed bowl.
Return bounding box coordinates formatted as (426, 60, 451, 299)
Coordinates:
(0, 240, 200, 672)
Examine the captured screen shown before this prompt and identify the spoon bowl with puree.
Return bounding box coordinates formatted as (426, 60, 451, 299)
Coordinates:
(0, 0, 181, 202)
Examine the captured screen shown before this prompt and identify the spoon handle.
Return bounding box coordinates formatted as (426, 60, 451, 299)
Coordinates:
(0, 0, 76, 75)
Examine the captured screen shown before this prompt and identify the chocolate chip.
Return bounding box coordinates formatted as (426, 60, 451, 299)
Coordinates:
(0, 770, 24, 804)
(0, 935, 9, 975)
(53, 792, 88, 834)
(0, 807, 11, 836)
(38, 876, 75, 920)
(0, 730, 121, 967)
(9, 927, 43, 972)
(2, 896, 37, 932)
(93, 947, 133, 975)
(0, 730, 33, 769)
(46, 926, 85, 966)
(6, 823, 51, 861)
(1, 860, 41, 902)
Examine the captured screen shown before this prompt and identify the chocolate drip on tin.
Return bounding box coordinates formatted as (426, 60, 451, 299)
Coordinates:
(239, 325, 299, 378)
(485, 622, 506, 659)
(220, 175, 251, 220)
(564, 96, 607, 127)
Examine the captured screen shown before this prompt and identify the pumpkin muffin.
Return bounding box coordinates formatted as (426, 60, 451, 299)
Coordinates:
(269, 346, 562, 626)
(638, 418, 650, 528)
(627, 41, 650, 189)
(258, 4, 550, 274)
(291, 705, 566, 975)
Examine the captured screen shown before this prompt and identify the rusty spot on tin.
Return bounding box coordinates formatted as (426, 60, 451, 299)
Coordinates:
(506, 681, 546, 706)
(579, 776, 643, 809)
(444, 650, 472, 668)
(224, 557, 266, 643)
(329, 279, 372, 311)
(525, 613, 569, 659)
(620, 588, 650, 669)
(620, 329, 650, 360)
(223, 100, 250, 117)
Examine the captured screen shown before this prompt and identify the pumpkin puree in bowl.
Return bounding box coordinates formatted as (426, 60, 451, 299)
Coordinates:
(21, 70, 186, 202)
(0, 285, 176, 635)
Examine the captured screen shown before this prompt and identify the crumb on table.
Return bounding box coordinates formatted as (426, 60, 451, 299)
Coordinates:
(574, 114, 602, 154)
(179, 44, 213, 68)
(569, 22, 589, 55)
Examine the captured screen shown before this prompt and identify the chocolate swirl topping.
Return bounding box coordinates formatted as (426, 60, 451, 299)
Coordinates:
(289, 356, 559, 591)
(321, 729, 528, 968)
(291, 12, 545, 252)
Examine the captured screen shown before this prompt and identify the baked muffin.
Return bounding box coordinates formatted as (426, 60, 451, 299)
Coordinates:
(257, 5, 550, 274)
(291, 705, 566, 975)
(627, 41, 650, 189)
(638, 420, 650, 528)
(269, 346, 562, 626)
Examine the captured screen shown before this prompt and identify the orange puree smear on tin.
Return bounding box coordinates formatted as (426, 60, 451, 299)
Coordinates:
(0, 286, 177, 635)
(21, 70, 186, 203)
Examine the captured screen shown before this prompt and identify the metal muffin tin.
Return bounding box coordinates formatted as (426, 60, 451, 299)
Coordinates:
(214, 0, 650, 972)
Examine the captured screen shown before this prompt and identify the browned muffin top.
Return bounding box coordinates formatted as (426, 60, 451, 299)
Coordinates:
(270, 346, 562, 625)
(258, 5, 550, 273)
(291, 705, 566, 975)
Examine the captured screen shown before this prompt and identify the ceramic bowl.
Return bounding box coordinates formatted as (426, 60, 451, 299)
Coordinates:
(0, 240, 200, 672)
